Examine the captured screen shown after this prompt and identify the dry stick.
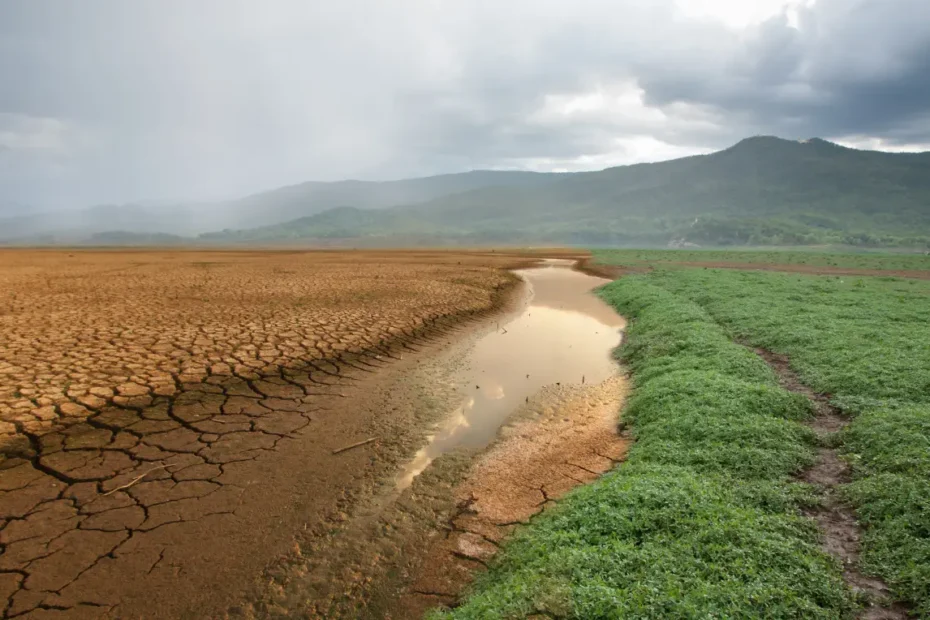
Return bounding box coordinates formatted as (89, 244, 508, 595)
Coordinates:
(102, 464, 170, 496)
(332, 437, 376, 455)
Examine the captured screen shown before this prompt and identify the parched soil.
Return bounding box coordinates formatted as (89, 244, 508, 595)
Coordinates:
(0, 249, 538, 434)
(754, 349, 908, 619)
(0, 249, 566, 619)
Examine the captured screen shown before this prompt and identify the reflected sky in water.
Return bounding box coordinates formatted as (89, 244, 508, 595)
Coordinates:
(397, 261, 624, 489)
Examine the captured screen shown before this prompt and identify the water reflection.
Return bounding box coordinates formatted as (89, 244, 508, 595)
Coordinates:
(396, 261, 624, 489)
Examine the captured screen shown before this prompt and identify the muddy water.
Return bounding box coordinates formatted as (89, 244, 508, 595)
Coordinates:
(397, 259, 624, 489)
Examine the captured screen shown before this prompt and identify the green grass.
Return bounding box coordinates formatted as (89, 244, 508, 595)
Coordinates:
(592, 248, 930, 272)
(640, 268, 930, 615)
(432, 278, 852, 619)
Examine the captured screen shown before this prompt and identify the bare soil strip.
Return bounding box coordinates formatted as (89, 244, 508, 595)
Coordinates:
(392, 376, 630, 618)
(578, 257, 930, 281)
(754, 349, 909, 619)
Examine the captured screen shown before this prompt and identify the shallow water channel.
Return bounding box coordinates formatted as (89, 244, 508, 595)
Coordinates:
(397, 259, 624, 488)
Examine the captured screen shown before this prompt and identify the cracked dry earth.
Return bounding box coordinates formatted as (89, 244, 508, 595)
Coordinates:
(0, 249, 541, 619)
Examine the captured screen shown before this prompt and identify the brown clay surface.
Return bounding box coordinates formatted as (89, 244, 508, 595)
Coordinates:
(755, 348, 908, 619)
(393, 375, 631, 618)
(0, 248, 572, 619)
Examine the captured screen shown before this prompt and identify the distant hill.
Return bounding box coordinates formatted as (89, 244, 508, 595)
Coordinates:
(0, 170, 564, 241)
(0, 204, 210, 241)
(216, 170, 564, 230)
(6, 137, 930, 248)
(202, 137, 930, 247)
(0, 202, 35, 218)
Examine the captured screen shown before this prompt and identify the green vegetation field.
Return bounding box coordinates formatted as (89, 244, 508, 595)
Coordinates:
(650, 268, 930, 615)
(434, 256, 930, 618)
(592, 248, 930, 272)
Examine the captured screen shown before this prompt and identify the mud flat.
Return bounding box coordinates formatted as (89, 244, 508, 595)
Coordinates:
(0, 250, 625, 619)
(244, 259, 630, 618)
(0, 249, 544, 620)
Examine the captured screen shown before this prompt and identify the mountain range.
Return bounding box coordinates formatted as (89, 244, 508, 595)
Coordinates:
(3, 137, 929, 248)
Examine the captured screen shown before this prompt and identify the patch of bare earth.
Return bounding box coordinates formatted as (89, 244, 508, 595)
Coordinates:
(755, 349, 908, 619)
(235, 372, 629, 620)
(387, 375, 630, 618)
(585, 259, 930, 281)
(0, 249, 551, 619)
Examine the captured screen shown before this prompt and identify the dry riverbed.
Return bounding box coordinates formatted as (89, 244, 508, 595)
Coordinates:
(237, 259, 629, 619)
(1, 249, 629, 619)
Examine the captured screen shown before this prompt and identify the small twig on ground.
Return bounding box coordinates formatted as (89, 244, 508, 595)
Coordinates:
(103, 464, 170, 496)
(332, 437, 376, 454)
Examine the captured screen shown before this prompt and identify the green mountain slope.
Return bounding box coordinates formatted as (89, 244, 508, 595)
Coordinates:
(203, 136, 930, 247)
(218, 170, 566, 229)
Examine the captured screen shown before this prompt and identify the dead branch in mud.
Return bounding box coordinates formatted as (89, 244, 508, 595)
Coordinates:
(102, 464, 170, 496)
(332, 437, 376, 454)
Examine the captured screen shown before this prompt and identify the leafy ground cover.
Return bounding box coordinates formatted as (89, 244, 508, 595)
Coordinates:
(432, 277, 853, 619)
(591, 248, 930, 272)
(645, 268, 930, 615)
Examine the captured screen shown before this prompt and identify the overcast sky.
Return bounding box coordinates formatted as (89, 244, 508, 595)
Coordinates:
(2, 0, 929, 208)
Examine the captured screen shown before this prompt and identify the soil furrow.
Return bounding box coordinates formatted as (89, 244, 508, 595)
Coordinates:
(754, 348, 909, 619)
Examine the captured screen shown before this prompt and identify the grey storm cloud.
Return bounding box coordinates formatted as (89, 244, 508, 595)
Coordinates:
(1, 0, 929, 208)
(635, 0, 930, 142)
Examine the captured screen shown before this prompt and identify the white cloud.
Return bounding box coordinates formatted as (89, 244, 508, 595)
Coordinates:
(0, 114, 75, 154)
(834, 135, 930, 153)
(527, 82, 726, 158)
(674, 0, 815, 29)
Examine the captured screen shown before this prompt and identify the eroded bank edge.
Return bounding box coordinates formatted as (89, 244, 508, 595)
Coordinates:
(432, 275, 855, 618)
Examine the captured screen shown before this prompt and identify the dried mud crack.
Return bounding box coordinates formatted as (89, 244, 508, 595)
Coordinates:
(0, 249, 557, 619)
(755, 348, 909, 619)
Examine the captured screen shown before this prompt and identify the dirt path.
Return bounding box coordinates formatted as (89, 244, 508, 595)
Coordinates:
(579, 258, 930, 281)
(754, 349, 908, 619)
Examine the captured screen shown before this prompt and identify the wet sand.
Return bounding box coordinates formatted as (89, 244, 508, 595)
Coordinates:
(1, 251, 627, 619)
